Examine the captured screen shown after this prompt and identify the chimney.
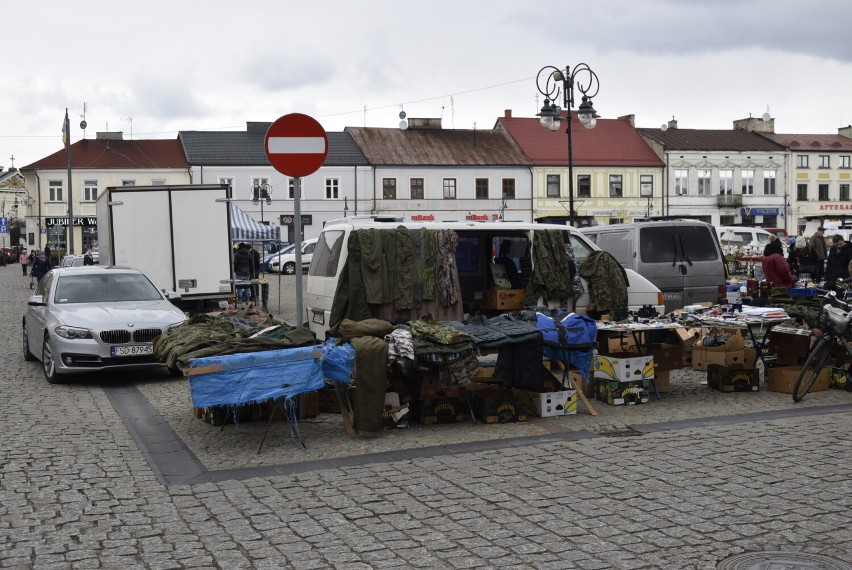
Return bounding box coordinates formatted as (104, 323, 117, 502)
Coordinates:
(839, 125, 852, 139)
(96, 131, 124, 140)
(504, 109, 512, 119)
(247, 122, 272, 133)
(667, 118, 678, 130)
(406, 118, 442, 130)
(733, 115, 775, 133)
(618, 114, 635, 127)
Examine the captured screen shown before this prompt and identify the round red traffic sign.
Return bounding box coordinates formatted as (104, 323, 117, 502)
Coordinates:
(264, 113, 328, 177)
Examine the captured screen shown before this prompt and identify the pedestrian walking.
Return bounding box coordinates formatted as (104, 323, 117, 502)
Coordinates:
(43, 244, 52, 268)
(31, 251, 50, 284)
(824, 234, 852, 285)
(808, 226, 828, 282)
(19, 249, 29, 276)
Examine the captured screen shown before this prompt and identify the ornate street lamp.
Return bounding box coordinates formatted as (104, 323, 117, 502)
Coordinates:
(535, 64, 600, 226)
(251, 182, 272, 223)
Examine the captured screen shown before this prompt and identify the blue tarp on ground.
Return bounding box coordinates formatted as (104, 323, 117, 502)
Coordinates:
(230, 203, 281, 242)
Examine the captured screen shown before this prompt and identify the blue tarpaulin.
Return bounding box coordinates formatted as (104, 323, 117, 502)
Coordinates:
(187, 340, 354, 408)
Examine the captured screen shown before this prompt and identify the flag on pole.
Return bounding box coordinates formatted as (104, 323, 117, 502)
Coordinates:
(62, 109, 70, 147)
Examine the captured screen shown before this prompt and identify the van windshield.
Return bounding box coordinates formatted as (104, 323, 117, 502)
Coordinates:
(640, 226, 719, 263)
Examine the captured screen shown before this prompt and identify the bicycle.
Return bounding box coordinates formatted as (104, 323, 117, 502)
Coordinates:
(792, 290, 852, 401)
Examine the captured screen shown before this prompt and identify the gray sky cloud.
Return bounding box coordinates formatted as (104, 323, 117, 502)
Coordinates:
(3, 0, 852, 168)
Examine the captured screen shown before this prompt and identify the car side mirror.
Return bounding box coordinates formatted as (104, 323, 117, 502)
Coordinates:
(28, 295, 45, 306)
(166, 291, 182, 301)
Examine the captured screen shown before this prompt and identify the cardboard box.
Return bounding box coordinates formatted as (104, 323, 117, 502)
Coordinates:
(416, 374, 461, 398)
(467, 387, 526, 423)
(765, 328, 812, 365)
(482, 288, 525, 311)
(413, 397, 465, 424)
(767, 366, 830, 394)
(513, 388, 577, 417)
(472, 366, 498, 383)
(651, 343, 688, 370)
(706, 364, 759, 392)
(593, 353, 654, 383)
(653, 370, 670, 393)
(691, 329, 751, 371)
(606, 335, 638, 354)
(595, 378, 649, 405)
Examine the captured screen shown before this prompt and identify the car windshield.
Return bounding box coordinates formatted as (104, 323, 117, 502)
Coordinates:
(54, 273, 163, 304)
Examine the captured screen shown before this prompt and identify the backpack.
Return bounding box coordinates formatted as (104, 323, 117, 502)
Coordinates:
(535, 311, 597, 348)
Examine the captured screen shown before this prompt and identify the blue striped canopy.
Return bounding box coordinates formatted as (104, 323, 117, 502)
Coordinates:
(230, 203, 281, 241)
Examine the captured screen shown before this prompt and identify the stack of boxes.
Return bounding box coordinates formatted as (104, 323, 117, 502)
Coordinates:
(691, 327, 759, 392)
(764, 327, 832, 394)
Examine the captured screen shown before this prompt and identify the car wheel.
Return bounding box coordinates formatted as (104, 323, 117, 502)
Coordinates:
(42, 336, 64, 384)
(283, 262, 296, 275)
(23, 323, 36, 362)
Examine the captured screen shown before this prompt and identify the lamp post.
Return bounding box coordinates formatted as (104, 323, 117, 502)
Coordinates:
(251, 182, 272, 223)
(535, 64, 600, 227)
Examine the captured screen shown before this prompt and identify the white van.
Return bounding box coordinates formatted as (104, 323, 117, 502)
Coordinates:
(715, 225, 787, 256)
(305, 219, 665, 338)
(582, 220, 726, 313)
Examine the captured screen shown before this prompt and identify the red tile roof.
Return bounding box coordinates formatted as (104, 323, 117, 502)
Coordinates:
(496, 113, 664, 168)
(21, 138, 189, 170)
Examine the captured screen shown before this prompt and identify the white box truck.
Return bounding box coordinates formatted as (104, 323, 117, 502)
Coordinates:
(96, 184, 234, 312)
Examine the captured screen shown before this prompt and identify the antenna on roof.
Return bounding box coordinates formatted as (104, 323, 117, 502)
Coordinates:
(79, 102, 88, 138)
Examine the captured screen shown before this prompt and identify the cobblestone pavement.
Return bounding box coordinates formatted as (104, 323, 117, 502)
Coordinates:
(2, 265, 851, 569)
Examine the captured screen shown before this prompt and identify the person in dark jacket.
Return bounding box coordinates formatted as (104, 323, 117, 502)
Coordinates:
(824, 234, 852, 284)
(761, 236, 796, 289)
(31, 251, 50, 283)
(233, 243, 254, 301)
(43, 245, 52, 269)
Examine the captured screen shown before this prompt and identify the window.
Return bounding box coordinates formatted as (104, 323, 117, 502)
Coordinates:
(475, 178, 489, 199)
(218, 177, 233, 190)
(547, 174, 560, 198)
(502, 178, 515, 199)
(763, 170, 776, 195)
(841, 155, 851, 169)
(819, 155, 830, 168)
(83, 180, 98, 202)
(325, 178, 339, 199)
(151, 179, 166, 186)
(609, 175, 623, 197)
(121, 179, 136, 186)
(719, 170, 733, 195)
(49, 180, 64, 202)
(719, 215, 735, 226)
(674, 170, 688, 195)
(797, 183, 808, 201)
(797, 155, 809, 168)
(741, 170, 754, 195)
(640, 175, 653, 197)
(819, 183, 829, 201)
(382, 178, 397, 199)
(841, 184, 850, 201)
(410, 178, 424, 200)
(442, 178, 456, 199)
(577, 175, 591, 198)
(698, 170, 711, 195)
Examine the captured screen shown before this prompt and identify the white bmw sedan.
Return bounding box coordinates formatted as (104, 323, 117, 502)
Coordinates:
(23, 266, 187, 383)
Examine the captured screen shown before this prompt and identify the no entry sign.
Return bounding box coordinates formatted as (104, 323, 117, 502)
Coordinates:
(264, 113, 328, 177)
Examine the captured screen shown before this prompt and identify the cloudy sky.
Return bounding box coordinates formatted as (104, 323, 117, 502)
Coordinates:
(4, 0, 852, 169)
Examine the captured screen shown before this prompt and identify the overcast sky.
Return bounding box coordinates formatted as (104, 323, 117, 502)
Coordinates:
(4, 0, 852, 169)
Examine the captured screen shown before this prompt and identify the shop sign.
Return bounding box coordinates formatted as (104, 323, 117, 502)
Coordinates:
(465, 214, 489, 221)
(279, 214, 313, 225)
(741, 208, 779, 216)
(819, 204, 852, 211)
(45, 216, 97, 227)
(411, 214, 435, 221)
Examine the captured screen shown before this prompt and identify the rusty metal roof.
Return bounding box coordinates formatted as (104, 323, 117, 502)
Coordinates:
(759, 132, 852, 152)
(22, 138, 188, 170)
(345, 125, 530, 167)
(636, 128, 787, 152)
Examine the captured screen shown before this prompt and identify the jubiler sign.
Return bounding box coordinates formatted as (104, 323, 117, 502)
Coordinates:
(45, 217, 98, 227)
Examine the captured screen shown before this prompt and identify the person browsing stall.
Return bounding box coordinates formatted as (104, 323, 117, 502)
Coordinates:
(808, 226, 828, 282)
(761, 234, 796, 289)
(824, 234, 852, 285)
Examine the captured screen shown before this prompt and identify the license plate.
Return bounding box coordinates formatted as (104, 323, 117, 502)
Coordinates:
(311, 311, 325, 325)
(663, 291, 682, 300)
(111, 345, 154, 357)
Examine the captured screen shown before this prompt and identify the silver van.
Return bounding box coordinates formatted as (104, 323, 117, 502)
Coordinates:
(580, 220, 725, 312)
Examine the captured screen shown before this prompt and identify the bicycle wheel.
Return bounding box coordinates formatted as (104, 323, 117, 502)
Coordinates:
(793, 335, 833, 402)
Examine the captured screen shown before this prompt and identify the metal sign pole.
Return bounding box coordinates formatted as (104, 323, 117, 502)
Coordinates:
(294, 177, 303, 326)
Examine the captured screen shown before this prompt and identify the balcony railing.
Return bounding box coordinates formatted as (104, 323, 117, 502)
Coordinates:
(717, 194, 743, 207)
